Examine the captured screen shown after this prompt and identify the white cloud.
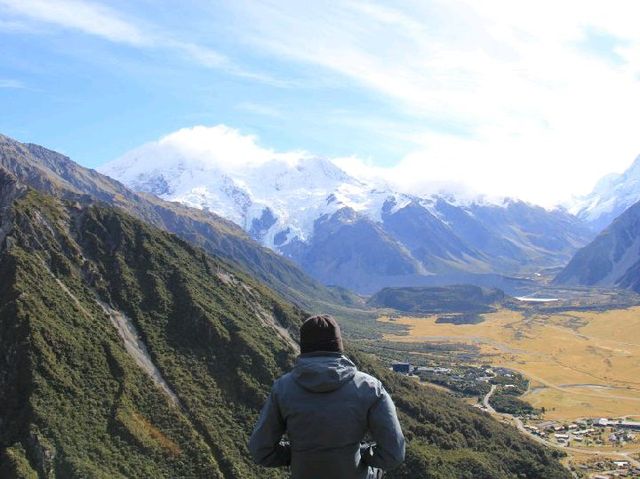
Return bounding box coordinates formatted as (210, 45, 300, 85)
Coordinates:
(0, 0, 275, 82)
(0, 0, 150, 45)
(222, 0, 640, 206)
(109, 124, 512, 205)
(0, 78, 24, 88)
(0, 17, 41, 33)
(104, 125, 310, 180)
(6, 0, 640, 206)
(157, 125, 284, 170)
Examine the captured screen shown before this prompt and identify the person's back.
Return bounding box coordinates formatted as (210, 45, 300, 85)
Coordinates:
(249, 315, 405, 479)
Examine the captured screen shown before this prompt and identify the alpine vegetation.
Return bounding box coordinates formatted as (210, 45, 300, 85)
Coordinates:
(0, 150, 569, 477)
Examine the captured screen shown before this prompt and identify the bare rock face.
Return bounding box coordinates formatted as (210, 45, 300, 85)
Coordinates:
(27, 430, 57, 479)
(0, 168, 24, 250)
(0, 167, 22, 207)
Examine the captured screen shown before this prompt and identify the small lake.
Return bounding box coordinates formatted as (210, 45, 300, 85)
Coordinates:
(515, 296, 560, 302)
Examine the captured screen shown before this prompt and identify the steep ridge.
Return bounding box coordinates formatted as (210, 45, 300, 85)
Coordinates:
(465, 199, 589, 264)
(0, 134, 348, 309)
(570, 154, 640, 232)
(0, 174, 569, 478)
(0, 174, 304, 477)
(101, 133, 590, 292)
(287, 207, 424, 289)
(555, 199, 640, 291)
(280, 196, 589, 293)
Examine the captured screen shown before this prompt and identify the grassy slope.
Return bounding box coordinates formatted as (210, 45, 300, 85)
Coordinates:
(0, 189, 569, 478)
(0, 190, 302, 478)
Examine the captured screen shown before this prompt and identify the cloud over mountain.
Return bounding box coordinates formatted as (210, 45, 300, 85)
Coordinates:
(102, 125, 591, 293)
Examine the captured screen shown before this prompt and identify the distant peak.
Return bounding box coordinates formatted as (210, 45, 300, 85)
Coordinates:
(293, 156, 353, 182)
(623, 154, 640, 177)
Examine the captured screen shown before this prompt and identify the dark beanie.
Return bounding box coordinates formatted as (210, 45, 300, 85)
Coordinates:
(300, 314, 344, 354)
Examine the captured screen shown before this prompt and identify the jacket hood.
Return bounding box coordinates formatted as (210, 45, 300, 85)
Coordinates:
(292, 353, 357, 393)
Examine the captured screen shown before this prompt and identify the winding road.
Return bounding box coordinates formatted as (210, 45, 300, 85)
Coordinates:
(471, 363, 640, 469)
(482, 385, 497, 414)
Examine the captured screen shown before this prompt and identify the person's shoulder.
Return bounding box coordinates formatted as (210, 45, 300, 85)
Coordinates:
(273, 372, 293, 389)
(272, 372, 294, 390)
(352, 370, 384, 396)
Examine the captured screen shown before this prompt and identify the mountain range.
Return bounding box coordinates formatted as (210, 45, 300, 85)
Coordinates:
(101, 135, 591, 293)
(0, 133, 570, 477)
(15, 128, 640, 301)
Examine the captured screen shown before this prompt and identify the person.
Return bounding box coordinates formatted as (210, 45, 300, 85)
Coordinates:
(249, 314, 405, 479)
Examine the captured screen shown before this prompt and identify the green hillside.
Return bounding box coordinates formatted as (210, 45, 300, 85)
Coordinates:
(0, 181, 305, 478)
(0, 176, 568, 478)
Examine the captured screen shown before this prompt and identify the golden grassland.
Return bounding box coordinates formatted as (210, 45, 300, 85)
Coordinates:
(380, 307, 640, 420)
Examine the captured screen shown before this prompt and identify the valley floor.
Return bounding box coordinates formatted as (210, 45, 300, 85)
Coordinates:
(380, 306, 640, 420)
(379, 305, 640, 476)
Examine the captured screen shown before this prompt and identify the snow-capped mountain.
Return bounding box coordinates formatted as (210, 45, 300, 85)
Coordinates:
(101, 147, 408, 249)
(101, 128, 591, 292)
(570, 155, 640, 233)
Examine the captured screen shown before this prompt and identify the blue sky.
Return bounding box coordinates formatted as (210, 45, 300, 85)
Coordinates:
(0, 0, 414, 167)
(2, 0, 640, 206)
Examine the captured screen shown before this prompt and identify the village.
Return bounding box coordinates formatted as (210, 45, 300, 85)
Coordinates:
(522, 418, 640, 449)
(391, 361, 640, 478)
(393, 361, 523, 392)
(392, 360, 533, 414)
(521, 418, 640, 478)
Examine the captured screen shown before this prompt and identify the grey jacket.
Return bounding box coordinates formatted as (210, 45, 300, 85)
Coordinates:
(249, 353, 405, 479)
